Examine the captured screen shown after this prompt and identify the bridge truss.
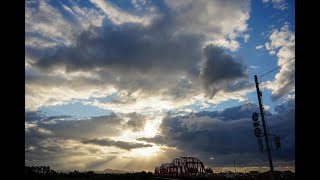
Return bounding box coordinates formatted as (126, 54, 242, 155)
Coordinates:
(155, 157, 205, 177)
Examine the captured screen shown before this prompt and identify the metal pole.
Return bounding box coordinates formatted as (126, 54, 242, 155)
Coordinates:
(233, 154, 236, 174)
(254, 75, 274, 180)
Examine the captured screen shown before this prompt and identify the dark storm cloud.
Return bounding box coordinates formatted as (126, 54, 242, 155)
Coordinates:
(35, 19, 203, 74)
(195, 103, 271, 120)
(139, 103, 294, 167)
(25, 111, 44, 122)
(25, 110, 72, 122)
(223, 79, 255, 93)
(82, 138, 152, 150)
(200, 44, 248, 97)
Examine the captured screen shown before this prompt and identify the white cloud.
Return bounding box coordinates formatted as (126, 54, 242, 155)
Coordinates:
(25, 73, 118, 111)
(263, 22, 295, 100)
(250, 66, 259, 69)
(269, 25, 295, 49)
(243, 34, 250, 42)
(25, 1, 75, 47)
(25, 36, 60, 48)
(90, 92, 180, 115)
(208, 39, 240, 52)
(131, 0, 148, 10)
(269, 50, 276, 55)
(210, 85, 255, 104)
(265, 42, 271, 50)
(25, 0, 105, 50)
(256, 45, 264, 49)
(164, 0, 250, 51)
(264, 105, 271, 110)
(262, 0, 288, 10)
(66, 3, 105, 29)
(89, 0, 153, 26)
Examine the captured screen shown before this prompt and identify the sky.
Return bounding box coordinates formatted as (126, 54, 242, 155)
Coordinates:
(25, 0, 295, 173)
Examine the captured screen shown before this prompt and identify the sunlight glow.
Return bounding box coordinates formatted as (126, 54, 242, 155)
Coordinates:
(113, 116, 163, 141)
(131, 145, 160, 157)
(122, 144, 160, 158)
(141, 116, 163, 138)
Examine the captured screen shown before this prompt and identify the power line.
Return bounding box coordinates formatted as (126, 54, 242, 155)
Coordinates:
(259, 57, 295, 79)
(258, 59, 279, 76)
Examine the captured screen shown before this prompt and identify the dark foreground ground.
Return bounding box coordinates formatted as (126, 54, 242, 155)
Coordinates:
(25, 166, 295, 180)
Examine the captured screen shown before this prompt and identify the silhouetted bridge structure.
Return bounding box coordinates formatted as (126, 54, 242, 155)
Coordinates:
(155, 157, 206, 178)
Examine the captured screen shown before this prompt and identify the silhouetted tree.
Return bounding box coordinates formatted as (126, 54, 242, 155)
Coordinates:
(205, 167, 213, 173)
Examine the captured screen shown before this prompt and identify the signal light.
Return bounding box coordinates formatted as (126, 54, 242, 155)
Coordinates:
(252, 112, 259, 121)
(274, 136, 281, 149)
(254, 127, 262, 137)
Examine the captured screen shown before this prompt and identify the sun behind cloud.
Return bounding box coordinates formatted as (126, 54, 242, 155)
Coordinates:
(129, 145, 161, 158)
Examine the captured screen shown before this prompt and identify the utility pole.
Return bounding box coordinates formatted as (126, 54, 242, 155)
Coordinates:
(254, 75, 274, 180)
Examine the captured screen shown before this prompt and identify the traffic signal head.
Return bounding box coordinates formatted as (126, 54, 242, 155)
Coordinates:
(274, 136, 281, 149)
(254, 127, 261, 137)
(252, 112, 259, 121)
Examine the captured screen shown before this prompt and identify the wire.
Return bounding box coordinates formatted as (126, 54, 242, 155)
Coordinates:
(258, 59, 279, 77)
(259, 57, 295, 79)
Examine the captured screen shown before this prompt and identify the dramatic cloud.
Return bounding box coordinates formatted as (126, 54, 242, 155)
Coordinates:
(25, 104, 294, 171)
(263, 22, 295, 100)
(139, 103, 294, 167)
(200, 45, 248, 97)
(34, 21, 203, 74)
(25, 111, 153, 140)
(82, 138, 152, 150)
(25, 0, 294, 173)
(164, 0, 250, 50)
(25, 111, 156, 170)
(26, 0, 251, 111)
